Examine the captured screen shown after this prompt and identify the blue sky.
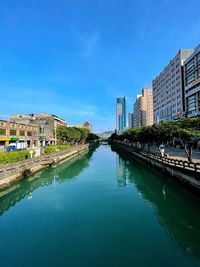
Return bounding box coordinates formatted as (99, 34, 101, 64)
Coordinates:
(0, 0, 200, 132)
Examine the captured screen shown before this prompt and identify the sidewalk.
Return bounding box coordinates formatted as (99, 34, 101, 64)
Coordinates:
(147, 146, 200, 163)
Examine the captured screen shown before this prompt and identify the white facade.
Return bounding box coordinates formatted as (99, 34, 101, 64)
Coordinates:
(153, 49, 193, 124)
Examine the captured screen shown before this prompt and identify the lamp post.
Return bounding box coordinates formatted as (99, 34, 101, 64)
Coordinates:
(54, 121, 57, 146)
(40, 119, 46, 147)
(54, 121, 59, 151)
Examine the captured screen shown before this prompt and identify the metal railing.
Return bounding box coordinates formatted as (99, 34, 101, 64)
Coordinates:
(0, 145, 88, 181)
(114, 141, 200, 180)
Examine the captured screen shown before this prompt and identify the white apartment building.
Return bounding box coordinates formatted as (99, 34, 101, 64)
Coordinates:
(153, 49, 193, 124)
(184, 44, 200, 117)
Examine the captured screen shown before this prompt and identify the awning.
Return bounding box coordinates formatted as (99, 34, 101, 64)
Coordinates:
(10, 138, 20, 141)
(0, 137, 9, 141)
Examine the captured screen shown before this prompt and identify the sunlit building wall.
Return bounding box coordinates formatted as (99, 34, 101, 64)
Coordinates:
(153, 49, 193, 124)
(116, 97, 127, 134)
(184, 44, 200, 117)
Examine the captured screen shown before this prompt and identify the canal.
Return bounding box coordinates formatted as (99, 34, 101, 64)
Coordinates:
(0, 145, 200, 267)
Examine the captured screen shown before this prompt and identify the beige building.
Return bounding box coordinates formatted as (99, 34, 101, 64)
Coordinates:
(10, 113, 68, 145)
(73, 121, 93, 133)
(0, 120, 39, 150)
(83, 121, 92, 133)
(133, 88, 153, 128)
(153, 49, 193, 124)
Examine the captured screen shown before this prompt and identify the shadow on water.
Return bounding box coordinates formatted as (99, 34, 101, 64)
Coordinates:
(111, 145, 200, 260)
(0, 147, 97, 216)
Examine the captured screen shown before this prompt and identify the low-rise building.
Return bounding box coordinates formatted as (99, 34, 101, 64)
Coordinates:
(184, 44, 200, 117)
(0, 120, 39, 150)
(73, 121, 93, 133)
(10, 113, 68, 145)
(83, 121, 92, 133)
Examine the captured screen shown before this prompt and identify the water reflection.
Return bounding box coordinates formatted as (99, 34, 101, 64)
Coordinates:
(112, 145, 200, 259)
(116, 154, 128, 187)
(0, 148, 97, 216)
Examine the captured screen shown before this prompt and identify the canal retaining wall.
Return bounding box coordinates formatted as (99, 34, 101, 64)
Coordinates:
(0, 144, 91, 190)
(113, 142, 200, 191)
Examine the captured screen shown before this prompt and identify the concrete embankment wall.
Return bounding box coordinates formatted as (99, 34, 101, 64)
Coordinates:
(0, 144, 91, 190)
(113, 142, 200, 191)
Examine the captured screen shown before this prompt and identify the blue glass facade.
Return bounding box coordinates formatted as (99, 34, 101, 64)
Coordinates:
(116, 97, 127, 134)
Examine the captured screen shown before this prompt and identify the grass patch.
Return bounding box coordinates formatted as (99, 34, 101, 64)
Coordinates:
(0, 150, 35, 164)
(44, 145, 71, 154)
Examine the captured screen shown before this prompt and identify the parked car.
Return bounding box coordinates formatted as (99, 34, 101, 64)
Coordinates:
(6, 146, 17, 152)
(5, 142, 28, 152)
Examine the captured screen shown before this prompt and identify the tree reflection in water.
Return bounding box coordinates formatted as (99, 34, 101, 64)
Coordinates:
(111, 145, 200, 260)
(0, 147, 97, 216)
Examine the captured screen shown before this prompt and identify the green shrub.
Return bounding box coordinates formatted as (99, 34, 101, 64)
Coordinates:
(44, 145, 71, 154)
(58, 144, 71, 151)
(44, 146, 56, 154)
(0, 150, 35, 164)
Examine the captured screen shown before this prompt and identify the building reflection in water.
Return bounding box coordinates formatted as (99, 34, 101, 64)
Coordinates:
(0, 147, 97, 216)
(116, 154, 128, 187)
(115, 147, 200, 260)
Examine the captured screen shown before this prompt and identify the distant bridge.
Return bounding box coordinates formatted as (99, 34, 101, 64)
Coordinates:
(99, 139, 109, 145)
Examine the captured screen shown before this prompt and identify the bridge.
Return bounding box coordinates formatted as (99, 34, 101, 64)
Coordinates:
(99, 139, 109, 145)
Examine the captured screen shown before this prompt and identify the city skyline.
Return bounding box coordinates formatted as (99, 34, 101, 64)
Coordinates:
(0, 0, 200, 132)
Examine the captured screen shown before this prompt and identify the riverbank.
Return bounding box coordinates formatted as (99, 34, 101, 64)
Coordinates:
(112, 141, 200, 191)
(0, 143, 97, 190)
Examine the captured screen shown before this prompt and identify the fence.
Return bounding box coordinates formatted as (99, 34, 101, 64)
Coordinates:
(0, 145, 88, 181)
(114, 141, 200, 180)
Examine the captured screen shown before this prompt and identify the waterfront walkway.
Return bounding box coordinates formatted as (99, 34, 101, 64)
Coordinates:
(146, 146, 200, 163)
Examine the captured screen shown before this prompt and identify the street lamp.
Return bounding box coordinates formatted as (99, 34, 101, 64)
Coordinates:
(40, 119, 46, 147)
(54, 121, 57, 146)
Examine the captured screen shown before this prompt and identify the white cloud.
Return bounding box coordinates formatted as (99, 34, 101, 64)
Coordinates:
(0, 114, 9, 121)
(81, 30, 101, 58)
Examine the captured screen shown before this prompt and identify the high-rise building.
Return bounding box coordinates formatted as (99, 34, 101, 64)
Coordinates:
(184, 44, 200, 117)
(133, 95, 142, 128)
(116, 97, 127, 134)
(128, 113, 134, 128)
(153, 49, 193, 124)
(133, 88, 153, 128)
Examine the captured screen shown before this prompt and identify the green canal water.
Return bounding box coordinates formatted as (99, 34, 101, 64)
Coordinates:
(0, 145, 200, 267)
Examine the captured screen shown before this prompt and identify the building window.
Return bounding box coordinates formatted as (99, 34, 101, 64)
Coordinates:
(0, 128, 6, 135)
(20, 131, 25, 136)
(27, 131, 32, 136)
(10, 130, 17, 136)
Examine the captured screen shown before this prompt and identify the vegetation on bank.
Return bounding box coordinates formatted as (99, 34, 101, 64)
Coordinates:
(0, 150, 36, 164)
(56, 126, 99, 144)
(110, 118, 200, 162)
(44, 144, 71, 154)
(0, 127, 99, 165)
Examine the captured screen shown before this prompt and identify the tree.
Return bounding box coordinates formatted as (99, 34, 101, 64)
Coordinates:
(75, 128, 90, 143)
(176, 128, 200, 162)
(87, 133, 100, 142)
(56, 126, 81, 144)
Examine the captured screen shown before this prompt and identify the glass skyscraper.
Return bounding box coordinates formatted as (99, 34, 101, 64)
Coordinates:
(116, 96, 127, 134)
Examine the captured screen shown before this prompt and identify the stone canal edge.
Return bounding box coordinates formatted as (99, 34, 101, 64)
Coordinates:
(0, 144, 96, 191)
(112, 142, 200, 191)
